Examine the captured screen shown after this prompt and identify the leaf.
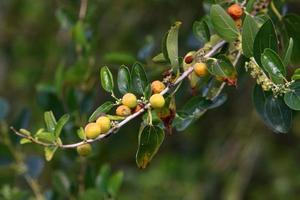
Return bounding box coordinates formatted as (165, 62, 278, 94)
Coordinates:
(253, 85, 292, 134)
(19, 129, 31, 136)
(292, 69, 300, 80)
(283, 38, 294, 67)
(95, 164, 111, 193)
(253, 19, 278, 67)
(261, 48, 286, 84)
(100, 66, 114, 93)
(117, 65, 131, 94)
(207, 56, 236, 78)
(35, 131, 56, 143)
(54, 114, 70, 138)
(166, 21, 181, 71)
(20, 138, 32, 144)
(210, 4, 239, 42)
(143, 84, 152, 100)
(246, 0, 256, 13)
(77, 127, 85, 140)
(242, 14, 259, 58)
(52, 171, 70, 196)
(44, 111, 57, 132)
(89, 101, 115, 122)
(193, 19, 210, 42)
(131, 62, 148, 95)
(107, 171, 123, 197)
(136, 125, 165, 169)
(44, 146, 58, 161)
(284, 82, 300, 111)
(283, 14, 300, 65)
(152, 53, 167, 63)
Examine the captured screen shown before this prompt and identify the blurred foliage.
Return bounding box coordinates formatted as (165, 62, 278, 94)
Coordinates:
(1, 0, 300, 199)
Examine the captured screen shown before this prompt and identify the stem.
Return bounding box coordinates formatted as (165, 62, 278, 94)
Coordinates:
(270, 1, 282, 21)
(79, 0, 88, 21)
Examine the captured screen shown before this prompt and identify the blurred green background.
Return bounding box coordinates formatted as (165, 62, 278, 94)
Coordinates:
(1, 0, 300, 199)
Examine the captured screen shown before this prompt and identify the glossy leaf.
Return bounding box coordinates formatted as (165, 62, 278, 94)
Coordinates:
(44, 146, 58, 161)
(136, 125, 165, 169)
(292, 69, 300, 80)
(210, 4, 239, 42)
(166, 21, 181, 71)
(207, 56, 236, 78)
(117, 65, 131, 94)
(131, 62, 148, 95)
(193, 19, 210, 42)
(261, 48, 286, 84)
(54, 114, 70, 138)
(242, 14, 259, 58)
(35, 131, 56, 143)
(44, 111, 57, 132)
(100, 66, 114, 93)
(253, 19, 278, 67)
(89, 101, 115, 122)
(246, 0, 256, 12)
(283, 38, 294, 66)
(284, 82, 300, 111)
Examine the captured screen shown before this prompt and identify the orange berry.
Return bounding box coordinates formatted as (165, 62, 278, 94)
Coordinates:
(194, 62, 208, 77)
(151, 81, 166, 94)
(116, 105, 131, 116)
(227, 4, 243, 20)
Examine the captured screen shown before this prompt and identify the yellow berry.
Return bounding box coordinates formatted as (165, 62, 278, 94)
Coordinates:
(194, 62, 208, 77)
(76, 143, 92, 157)
(122, 93, 137, 108)
(150, 94, 165, 109)
(151, 80, 166, 94)
(84, 123, 101, 139)
(116, 105, 131, 116)
(96, 116, 111, 133)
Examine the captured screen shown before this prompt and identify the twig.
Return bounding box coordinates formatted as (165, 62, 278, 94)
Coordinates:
(78, 0, 88, 21)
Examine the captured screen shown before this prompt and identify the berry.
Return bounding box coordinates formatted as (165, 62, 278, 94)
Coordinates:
(116, 105, 131, 116)
(96, 116, 111, 133)
(122, 93, 137, 108)
(77, 143, 92, 157)
(84, 123, 101, 139)
(184, 55, 194, 64)
(151, 80, 166, 94)
(227, 4, 243, 20)
(134, 104, 143, 113)
(194, 62, 208, 77)
(150, 94, 165, 109)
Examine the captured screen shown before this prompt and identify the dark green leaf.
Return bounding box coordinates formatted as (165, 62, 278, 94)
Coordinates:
(44, 146, 58, 161)
(107, 171, 123, 197)
(210, 4, 239, 42)
(292, 69, 300, 81)
(143, 84, 152, 100)
(253, 19, 278, 67)
(207, 56, 236, 78)
(44, 111, 57, 132)
(95, 164, 111, 193)
(52, 171, 70, 196)
(193, 19, 210, 42)
(261, 48, 286, 84)
(283, 38, 294, 67)
(284, 82, 300, 111)
(89, 101, 115, 122)
(246, 0, 256, 13)
(54, 114, 70, 138)
(131, 62, 148, 95)
(100, 66, 114, 93)
(166, 21, 181, 71)
(136, 125, 165, 169)
(242, 14, 259, 58)
(117, 65, 131, 94)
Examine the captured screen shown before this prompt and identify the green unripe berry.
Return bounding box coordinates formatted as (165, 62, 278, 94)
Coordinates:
(96, 116, 111, 133)
(84, 123, 101, 139)
(122, 93, 137, 108)
(76, 143, 92, 157)
(150, 94, 165, 109)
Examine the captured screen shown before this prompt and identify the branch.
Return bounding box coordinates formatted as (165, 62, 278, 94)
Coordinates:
(11, 40, 227, 149)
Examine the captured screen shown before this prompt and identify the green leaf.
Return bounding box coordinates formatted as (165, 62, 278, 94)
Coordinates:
(152, 53, 167, 63)
(95, 164, 111, 193)
(19, 129, 31, 136)
(253, 19, 278, 67)
(73, 21, 86, 46)
(117, 65, 131, 95)
(284, 82, 300, 111)
(136, 125, 165, 169)
(207, 56, 236, 78)
(44, 111, 57, 132)
(242, 14, 259, 58)
(131, 62, 148, 95)
(52, 171, 70, 196)
(253, 85, 292, 134)
(261, 48, 286, 84)
(283, 38, 294, 67)
(20, 138, 32, 144)
(54, 114, 69, 138)
(77, 127, 85, 140)
(283, 14, 300, 65)
(166, 21, 181, 71)
(246, 0, 256, 13)
(292, 69, 300, 81)
(143, 84, 152, 100)
(193, 19, 210, 42)
(89, 101, 115, 122)
(210, 4, 239, 42)
(44, 146, 58, 161)
(107, 171, 123, 197)
(35, 131, 56, 143)
(100, 66, 114, 93)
